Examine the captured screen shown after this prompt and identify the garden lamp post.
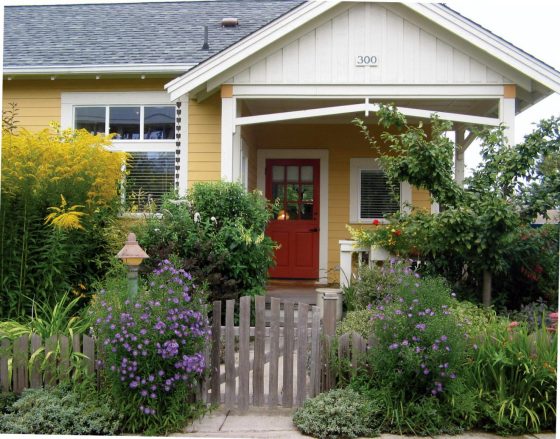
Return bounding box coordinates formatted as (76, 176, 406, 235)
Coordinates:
(116, 232, 149, 300)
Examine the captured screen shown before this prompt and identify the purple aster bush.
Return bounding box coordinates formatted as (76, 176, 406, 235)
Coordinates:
(362, 261, 467, 400)
(91, 260, 209, 435)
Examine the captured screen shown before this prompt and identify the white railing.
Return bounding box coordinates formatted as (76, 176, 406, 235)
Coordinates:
(338, 240, 391, 289)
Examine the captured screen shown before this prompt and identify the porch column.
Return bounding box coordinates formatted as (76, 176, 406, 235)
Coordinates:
(500, 85, 516, 145)
(221, 85, 236, 181)
(454, 126, 467, 187)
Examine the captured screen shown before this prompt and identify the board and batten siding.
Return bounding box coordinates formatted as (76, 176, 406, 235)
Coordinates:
(188, 94, 222, 186)
(2, 78, 170, 132)
(232, 3, 510, 86)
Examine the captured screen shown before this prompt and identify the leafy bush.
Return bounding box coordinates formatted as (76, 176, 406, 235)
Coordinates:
(493, 225, 559, 309)
(345, 260, 413, 310)
(136, 182, 276, 303)
(336, 309, 375, 338)
(1, 123, 126, 319)
(293, 388, 382, 439)
(0, 291, 91, 340)
(0, 383, 121, 434)
(463, 321, 557, 435)
(91, 260, 209, 435)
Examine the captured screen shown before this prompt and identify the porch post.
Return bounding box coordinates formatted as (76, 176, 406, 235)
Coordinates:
(221, 85, 236, 181)
(500, 85, 516, 145)
(454, 126, 466, 187)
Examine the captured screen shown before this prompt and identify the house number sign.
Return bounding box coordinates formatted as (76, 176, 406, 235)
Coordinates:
(355, 55, 379, 66)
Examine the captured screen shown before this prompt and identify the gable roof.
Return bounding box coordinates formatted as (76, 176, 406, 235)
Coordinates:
(3, 0, 304, 74)
(165, 1, 560, 100)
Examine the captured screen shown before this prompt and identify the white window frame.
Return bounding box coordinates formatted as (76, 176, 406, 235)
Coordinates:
(61, 91, 187, 199)
(349, 158, 411, 223)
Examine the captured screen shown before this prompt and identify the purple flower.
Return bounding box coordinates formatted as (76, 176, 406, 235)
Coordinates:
(415, 323, 426, 331)
(388, 343, 399, 350)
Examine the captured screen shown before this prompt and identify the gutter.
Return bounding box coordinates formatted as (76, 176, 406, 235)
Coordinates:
(3, 63, 195, 76)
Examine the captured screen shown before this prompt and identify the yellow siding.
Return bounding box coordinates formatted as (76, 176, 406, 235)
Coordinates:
(188, 94, 221, 186)
(2, 78, 169, 131)
(412, 187, 432, 211)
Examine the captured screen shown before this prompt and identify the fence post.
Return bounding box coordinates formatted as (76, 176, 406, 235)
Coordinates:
(238, 296, 251, 412)
(210, 301, 221, 405)
(0, 339, 10, 392)
(323, 293, 338, 337)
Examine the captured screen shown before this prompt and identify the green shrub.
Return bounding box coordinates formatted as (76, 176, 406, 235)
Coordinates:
(463, 321, 557, 435)
(348, 261, 412, 309)
(336, 309, 375, 338)
(293, 388, 382, 439)
(0, 393, 17, 414)
(0, 123, 126, 319)
(91, 260, 209, 435)
(136, 182, 276, 303)
(0, 383, 121, 434)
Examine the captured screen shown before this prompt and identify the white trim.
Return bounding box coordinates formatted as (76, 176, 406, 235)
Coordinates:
(257, 149, 329, 284)
(236, 101, 501, 127)
(178, 94, 189, 196)
(409, 3, 560, 93)
(166, 1, 338, 100)
(4, 64, 193, 76)
(231, 84, 507, 98)
(499, 97, 516, 145)
(165, 0, 560, 100)
(349, 158, 411, 223)
(221, 97, 236, 181)
(61, 92, 172, 111)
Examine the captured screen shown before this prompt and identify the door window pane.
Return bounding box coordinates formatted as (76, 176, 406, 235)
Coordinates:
(110, 107, 140, 140)
(286, 166, 298, 182)
(144, 106, 175, 139)
(272, 183, 284, 200)
(272, 165, 284, 182)
(286, 202, 299, 220)
(286, 184, 299, 201)
(301, 184, 314, 201)
(301, 166, 313, 182)
(75, 107, 105, 135)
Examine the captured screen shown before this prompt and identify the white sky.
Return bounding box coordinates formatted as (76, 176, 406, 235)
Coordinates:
(445, 1, 560, 173)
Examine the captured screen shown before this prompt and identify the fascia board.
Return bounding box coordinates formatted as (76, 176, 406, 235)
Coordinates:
(4, 64, 194, 75)
(165, 0, 340, 100)
(408, 3, 560, 93)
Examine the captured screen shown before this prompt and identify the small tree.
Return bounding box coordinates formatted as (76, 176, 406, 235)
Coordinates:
(353, 105, 559, 306)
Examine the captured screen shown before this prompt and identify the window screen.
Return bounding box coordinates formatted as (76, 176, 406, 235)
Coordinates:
(360, 170, 400, 219)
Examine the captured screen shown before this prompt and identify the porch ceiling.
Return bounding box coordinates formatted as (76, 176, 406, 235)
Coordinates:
(240, 97, 499, 125)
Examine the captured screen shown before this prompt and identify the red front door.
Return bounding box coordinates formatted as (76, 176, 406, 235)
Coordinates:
(265, 159, 320, 279)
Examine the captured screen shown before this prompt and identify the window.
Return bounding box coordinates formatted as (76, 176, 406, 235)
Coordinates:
(62, 93, 177, 209)
(349, 158, 411, 223)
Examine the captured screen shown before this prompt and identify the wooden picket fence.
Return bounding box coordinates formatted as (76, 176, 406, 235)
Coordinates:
(0, 296, 371, 410)
(0, 334, 98, 393)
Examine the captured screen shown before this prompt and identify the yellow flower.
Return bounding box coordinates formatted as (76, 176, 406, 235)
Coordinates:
(44, 194, 87, 231)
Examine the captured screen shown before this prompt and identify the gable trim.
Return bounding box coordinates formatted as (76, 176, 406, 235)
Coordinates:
(166, 0, 560, 101)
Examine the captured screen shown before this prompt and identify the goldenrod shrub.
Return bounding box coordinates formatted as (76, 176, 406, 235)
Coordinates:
(1, 124, 127, 318)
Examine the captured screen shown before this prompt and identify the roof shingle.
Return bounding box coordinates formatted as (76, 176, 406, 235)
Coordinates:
(3, 1, 304, 68)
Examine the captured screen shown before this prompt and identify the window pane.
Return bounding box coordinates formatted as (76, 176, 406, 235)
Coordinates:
(360, 170, 400, 219)
(144, 106, 175, 140)
(125, 151, 174, 210)
(272, 183, 284, 201)
(286, 166, 298, 182)
(301, 203, 314, 219)
(75, 107, 105, 135)
(301, 184, 313, 201)
(110, 107, 140, 140)
(272, 165, 284, 182)
(301, 166, 313, 182)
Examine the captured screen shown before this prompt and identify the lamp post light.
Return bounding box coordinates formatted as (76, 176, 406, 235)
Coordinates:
(116, 232, 149, 299)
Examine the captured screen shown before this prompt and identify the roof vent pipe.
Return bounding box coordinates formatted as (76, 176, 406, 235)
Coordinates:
(221, 17, 239, 27)
(202, 26, 209, 50)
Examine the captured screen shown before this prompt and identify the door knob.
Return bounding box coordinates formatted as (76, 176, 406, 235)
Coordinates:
(309, 228, 319, 232)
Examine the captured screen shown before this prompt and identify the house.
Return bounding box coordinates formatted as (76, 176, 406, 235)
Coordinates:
(4, 0, 560, 283)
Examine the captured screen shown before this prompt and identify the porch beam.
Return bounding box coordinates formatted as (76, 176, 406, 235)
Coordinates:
(232, 84, 507, 98)
(455, 127, 466, 187)
(500, 85, 516, 145)
(235, 102, 501, 128)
